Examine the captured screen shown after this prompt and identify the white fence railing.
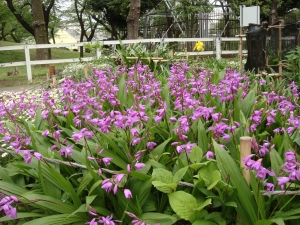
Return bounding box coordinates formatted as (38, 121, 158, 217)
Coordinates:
(0, 38, 247, 82)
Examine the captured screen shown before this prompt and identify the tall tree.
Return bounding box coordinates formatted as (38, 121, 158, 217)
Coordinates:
(88, 0, 161, 39)
(4, 0, 55, 59)
(225, 0, 300, 24)
(127, 0, 141, 39)
(32, 0, 49, 60)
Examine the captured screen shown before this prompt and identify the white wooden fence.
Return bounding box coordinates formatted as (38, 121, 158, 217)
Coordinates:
(0, 37, 247, 82)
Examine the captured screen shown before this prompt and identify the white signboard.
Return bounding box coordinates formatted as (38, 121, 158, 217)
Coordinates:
(240, 5, 260, 27)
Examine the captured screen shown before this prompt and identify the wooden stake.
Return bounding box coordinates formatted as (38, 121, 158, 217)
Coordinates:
(240, 136, 251, 185)
(49, 65, 55, 77)
(84, 64, 88, 79)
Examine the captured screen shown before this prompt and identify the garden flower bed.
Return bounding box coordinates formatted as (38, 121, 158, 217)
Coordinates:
(1, 60, 300, 225)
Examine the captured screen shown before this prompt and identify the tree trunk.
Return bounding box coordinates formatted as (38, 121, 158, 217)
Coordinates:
(269, 0, 278, 25)
(127, 0, 141, 39)
(32, 0, 49, 60)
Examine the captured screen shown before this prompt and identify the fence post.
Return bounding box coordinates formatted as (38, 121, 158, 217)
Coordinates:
(24, 45, 32, 83)
(216, 37, 221, 59)
(240, 136, 251, 185)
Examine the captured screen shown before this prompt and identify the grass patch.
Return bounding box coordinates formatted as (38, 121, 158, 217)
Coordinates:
(0, 41, 95, 87)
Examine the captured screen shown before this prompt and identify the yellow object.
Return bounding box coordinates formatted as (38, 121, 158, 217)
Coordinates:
(193, 41, 204, 52)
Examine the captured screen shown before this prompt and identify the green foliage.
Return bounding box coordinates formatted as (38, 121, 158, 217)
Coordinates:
(284, 46, 300, 85)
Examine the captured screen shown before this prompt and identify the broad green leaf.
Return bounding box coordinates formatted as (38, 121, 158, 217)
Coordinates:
(139, 213, 177, 225)
(22, 214, 86, 225)
(34, 107, 43, 129)
(77, 172, 93, 195)
(207, 170, 221, 190)
(86, 195, 97, 206)
(240, 85, 257, 118)
(270, 218, 285, 225)
(149, 159, 168, 170)
(152, 168, 173, 184)
(117, 74, 127, 110)
(250, 172, 266, 220)
(37, 161, 61, 200)
(152, 137, 172, 156)
(88, 180, 103, 195)
(128, 177, 152, 207)
(127, 87, 135, 108)
(0, 180, 28, 196)
(173, 166, 189, 183)
(168, 191, 198, 222)
(69, 204, 87, 217)
(66, 110, 75, 129)
(0, 213, 43, 222)
(189, 162, 210, 170)
(214, 140, 257, 225)
(195, 198, 212, 211)
(152, 180, 177, 193)
(21, 192, 76, 214)
(188, 146, 203, 163)
(31, 159, 81, 207)
(0, 166, 13, 182)
(198, 120, 208, 152)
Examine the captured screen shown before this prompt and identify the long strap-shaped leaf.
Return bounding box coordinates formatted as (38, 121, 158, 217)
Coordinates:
(214, 140, 257, 225)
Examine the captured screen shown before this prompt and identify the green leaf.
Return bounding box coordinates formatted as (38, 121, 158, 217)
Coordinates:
(77, 172, 93, 196)
(31, 159, 82, 207)
(207, 170, 221, 190)
(224, 202, 237, 207)
(22, 214, 86, 225)
(214, 140, 257, 225)
(152, 168, 173, 183)
(240, 85, 257, 118)
(117, 75, 127, 110)
(173, 166, 189, 183)
(21, 192, 76, 214)
(139, 213, 177, 225)
(188, 146, 203, 163)
(0, 166, 13, 182)
(127, 87, 135, 108)
(270, 218, 285, 225)
(192, 220, 218, 225)
(66, 110, 75, 129)
(152, 137, 172, 156)
(0, 213, 44, 222)
(152, 181, 177, 193)
(34, 107, 43, 129)
(168, 191, 198, 222)
(89, 180, 103, 196)
(198, 120, 208, 152)
(128, 177, 152, 207)
(86, 195, 97, 206)
(189, 162, 210, 170)
(254, 220, 273, 225)
(195, 198, 212, 211)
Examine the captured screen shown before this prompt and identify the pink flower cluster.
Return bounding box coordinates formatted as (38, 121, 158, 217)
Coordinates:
(0, 194, 18, 219)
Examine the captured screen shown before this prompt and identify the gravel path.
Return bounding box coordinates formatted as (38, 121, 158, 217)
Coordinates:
(0, 85, 39, 93)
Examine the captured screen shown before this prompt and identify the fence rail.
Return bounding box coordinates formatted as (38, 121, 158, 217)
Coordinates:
(0, 38, 247, 82)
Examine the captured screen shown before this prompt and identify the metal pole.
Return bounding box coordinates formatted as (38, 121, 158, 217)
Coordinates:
(216, 37, 221, 59)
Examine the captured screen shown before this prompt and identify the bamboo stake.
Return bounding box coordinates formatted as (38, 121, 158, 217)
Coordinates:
(240, 136, 251, 185)
(84, 64, 88, 79)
